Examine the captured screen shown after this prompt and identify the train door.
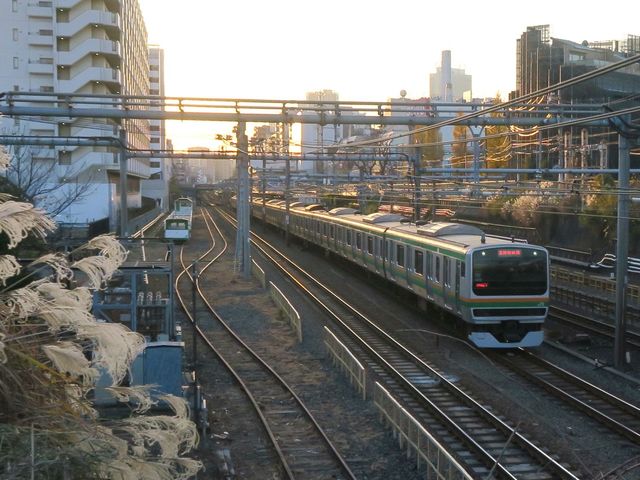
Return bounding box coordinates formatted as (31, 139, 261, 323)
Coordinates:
(434, 255, 442, 305)
(396, 243, 407, 288)
(443, 256, 452, 309)
(454, 260, 462, 314)
(330, 224, 337, 252)
(404, 245, 413, 291)
(366, 235, 374, 271)
(425, 252, 433, 300)
(355, 232, 364, 266)
(413, 249, 424, 295)
(387, 240, 396, 281)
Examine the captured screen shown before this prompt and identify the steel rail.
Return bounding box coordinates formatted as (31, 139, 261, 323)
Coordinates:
(488, 349, 640, 445)
(175, 207, 357, 480)
(215, 206, 579, 479)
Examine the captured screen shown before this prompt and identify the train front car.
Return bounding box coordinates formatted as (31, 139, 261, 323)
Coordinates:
(164, 215, 190, 242)
(465, 242, 549, 348)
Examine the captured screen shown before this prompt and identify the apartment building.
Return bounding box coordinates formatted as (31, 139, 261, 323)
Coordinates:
(140, 44, 169, 209)
(0, 0, 150, 230)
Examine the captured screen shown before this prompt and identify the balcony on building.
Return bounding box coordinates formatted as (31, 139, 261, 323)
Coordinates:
(56, 10, 121, 38)
(57, 0, 120, 13)
(27, 1, 53, 17)
(27, 58, 55, 75)
(28, 30, 54, 46)
(58, 66, 121, 91)
(57, 38, 122, 65)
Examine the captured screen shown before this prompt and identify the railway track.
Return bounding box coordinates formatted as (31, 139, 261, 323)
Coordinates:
(215, 207, 581, 479)
(175, 207, 356, 480)
(549, 305, 640, 349)
(488, 349, 640, 446)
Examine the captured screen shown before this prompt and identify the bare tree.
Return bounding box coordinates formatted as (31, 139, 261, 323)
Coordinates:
(1, 129, 95, 218)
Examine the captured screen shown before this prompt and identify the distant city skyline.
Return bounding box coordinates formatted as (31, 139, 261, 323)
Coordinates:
(138, 0, 640, 149)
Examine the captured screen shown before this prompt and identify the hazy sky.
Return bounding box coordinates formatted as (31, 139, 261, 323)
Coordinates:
(138, 0, 640, 148)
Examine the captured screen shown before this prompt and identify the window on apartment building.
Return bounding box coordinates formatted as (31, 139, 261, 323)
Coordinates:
(40, 86, 54, 93)
(38, 29, 53, 36)
(58, 151, 71, 165)
(150, 161, 160, 169)
(149, 89, 159, 95)
(13, 57, 19, 69)
(12, 28, 18, 41)
(149, 125, 160, 131)
(12, 0, 18, 12)
(150, 65, 159, 71)
(150, 137, 159, 144)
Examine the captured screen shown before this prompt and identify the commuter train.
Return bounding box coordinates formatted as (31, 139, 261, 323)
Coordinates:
(164, 197, 193, 242)
(248, 197, 549, 348)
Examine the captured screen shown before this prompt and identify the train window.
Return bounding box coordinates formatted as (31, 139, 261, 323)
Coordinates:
(346, 230, 352, 246)
(356, 232, 362, 250)
(366, 236, 373, 254)
(435, 256, 441, 283)
(330, 225, 335, 239)
(472, 248, 547, 295)
(426, 252, 433, 279)
(396, 244, 405, 267)
(414, 250, 424, 275)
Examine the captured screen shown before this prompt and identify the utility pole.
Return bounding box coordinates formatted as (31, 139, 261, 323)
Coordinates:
(118, 128, 128, 236)
(191, 262, 199, 427)
(413, 155, 421, 222)
(283, 120, 291, 246)
(262, 148, 267, 224)
(614, 131, 630, 369)
(235, 122, 251, 277)
(471, 126, 482, 196)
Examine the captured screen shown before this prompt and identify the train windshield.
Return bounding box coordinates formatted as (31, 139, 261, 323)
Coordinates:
(472, 247, 547, 296)
(166, 220, 187, 229)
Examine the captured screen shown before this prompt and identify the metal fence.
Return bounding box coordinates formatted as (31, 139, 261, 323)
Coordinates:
(269, 281, 302, 342)
(373, 383, 474, 480)
(323, 327, 366, 400)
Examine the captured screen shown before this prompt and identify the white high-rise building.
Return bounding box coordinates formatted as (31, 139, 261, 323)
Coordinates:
(429, 50, 472, 102)
(0, 0, 150, 230)
(141, 45, 169, 210)
(300, 89, 342, 174)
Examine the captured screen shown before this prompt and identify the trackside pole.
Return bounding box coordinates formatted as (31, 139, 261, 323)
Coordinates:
(614, 131, 630, 369)
(235, 122, 251, 278)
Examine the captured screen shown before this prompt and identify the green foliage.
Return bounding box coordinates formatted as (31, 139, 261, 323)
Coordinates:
(413, 128, 443, 168)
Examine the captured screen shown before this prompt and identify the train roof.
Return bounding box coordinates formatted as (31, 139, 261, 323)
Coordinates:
(328, 207, 358, 216)
(255, 199, 537, 251)
(166, 212, 191, 221)
(416, 222, 484, 238)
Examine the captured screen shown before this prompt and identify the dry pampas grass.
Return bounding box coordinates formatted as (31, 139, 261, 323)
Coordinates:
(0, 200, 56, 248)
(0, 198, 202, 478)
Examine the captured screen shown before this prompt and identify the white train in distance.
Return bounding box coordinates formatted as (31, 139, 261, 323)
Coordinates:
(164, 197, 193, 242)
(245, 197, 550, 349)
